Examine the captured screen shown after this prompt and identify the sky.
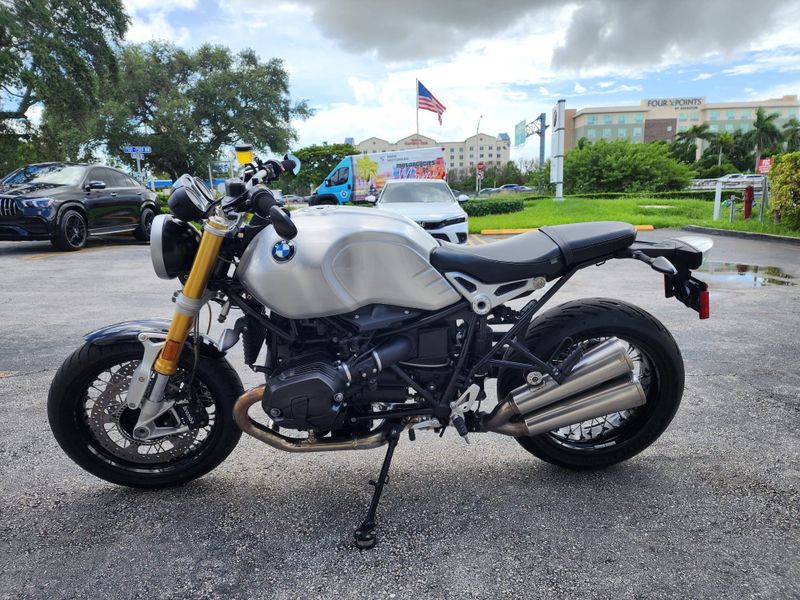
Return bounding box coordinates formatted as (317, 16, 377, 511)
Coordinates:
(122, 0, 800, 161)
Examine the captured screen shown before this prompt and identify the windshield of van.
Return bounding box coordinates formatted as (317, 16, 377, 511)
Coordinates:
(378, 181, 455, 204)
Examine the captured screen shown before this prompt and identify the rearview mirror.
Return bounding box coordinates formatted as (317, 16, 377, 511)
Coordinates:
(365, 195, 376, 203)
(86, 181, 106, 190)
(285, 152, 302, 176)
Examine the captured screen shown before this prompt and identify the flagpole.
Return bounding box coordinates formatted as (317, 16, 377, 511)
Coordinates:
(415, 78, 419, 137)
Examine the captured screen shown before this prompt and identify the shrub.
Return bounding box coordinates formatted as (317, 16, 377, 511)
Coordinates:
(770, 151, 800, 228)
(564, 139, 693, 194)
(462, 199, 524, 217)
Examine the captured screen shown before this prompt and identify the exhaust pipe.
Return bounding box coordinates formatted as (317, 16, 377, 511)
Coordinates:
(483, 338, 645, 437)
(233, 385, 397, 452)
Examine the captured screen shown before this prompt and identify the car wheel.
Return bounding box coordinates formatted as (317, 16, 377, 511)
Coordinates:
(52, 209, 88, 251)
(133, 207, 155, 242)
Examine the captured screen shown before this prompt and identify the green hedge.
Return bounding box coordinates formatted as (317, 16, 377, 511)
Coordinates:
(564, 190, 718, 201)
(462, 199, 524, 217)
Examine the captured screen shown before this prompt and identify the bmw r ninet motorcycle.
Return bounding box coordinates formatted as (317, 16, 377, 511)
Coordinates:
(48, 153, 712, 548)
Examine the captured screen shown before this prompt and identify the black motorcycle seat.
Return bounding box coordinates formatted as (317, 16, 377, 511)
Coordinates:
(430, 221, 636, 284)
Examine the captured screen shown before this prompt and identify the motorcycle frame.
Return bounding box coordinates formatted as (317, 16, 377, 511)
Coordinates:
(216, 258, 600, 423)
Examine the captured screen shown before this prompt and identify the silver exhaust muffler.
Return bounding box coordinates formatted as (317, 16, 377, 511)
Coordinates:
(482, 338, 646, 437)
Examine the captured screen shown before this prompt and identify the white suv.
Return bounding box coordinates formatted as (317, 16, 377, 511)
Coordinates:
(370, 179, 469, 244)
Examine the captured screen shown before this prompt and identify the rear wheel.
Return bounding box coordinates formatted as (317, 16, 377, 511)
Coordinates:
(52, 209, 87, 251)
(497, 298, 684, 470)
(48, 341, 243, 488)
(133, 206, 155, 241)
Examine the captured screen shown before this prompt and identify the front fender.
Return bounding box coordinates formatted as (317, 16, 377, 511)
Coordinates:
(85, 319, 225, 358)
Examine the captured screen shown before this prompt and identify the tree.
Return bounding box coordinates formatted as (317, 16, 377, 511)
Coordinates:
(101, 42, 310, 178)
(707, 132, 735, 166)
(744, 107, 782, 171)
(0, 0, 128, 131)
(674, 124, 711, 162)
(563, 139, 692, 194)
(283, 143, 357, 195)
(783, 118, 800, 152)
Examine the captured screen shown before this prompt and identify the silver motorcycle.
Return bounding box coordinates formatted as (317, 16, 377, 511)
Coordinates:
(48, 153, 712, 548)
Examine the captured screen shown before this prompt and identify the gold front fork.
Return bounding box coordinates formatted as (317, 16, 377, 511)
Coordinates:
(153, 216, 229, 376)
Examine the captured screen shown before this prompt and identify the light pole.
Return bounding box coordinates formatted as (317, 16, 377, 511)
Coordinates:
(476, 115, 483, 134)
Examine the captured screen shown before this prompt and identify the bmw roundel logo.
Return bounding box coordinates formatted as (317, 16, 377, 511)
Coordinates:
(272, 239, 295, 263)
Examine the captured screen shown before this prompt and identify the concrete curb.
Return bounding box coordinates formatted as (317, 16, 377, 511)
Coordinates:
(480, 224, 654, 235)
(682, 225, 800, 247)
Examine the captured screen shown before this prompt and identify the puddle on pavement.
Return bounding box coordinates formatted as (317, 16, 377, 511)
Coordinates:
(696, 261, 795, 287)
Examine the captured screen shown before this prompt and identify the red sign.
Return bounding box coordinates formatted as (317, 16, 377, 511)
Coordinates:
(476, 161, 485, 172)
(757, 157, 774, 174)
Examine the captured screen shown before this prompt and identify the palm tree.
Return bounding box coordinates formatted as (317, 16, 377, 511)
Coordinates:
(744, 107, 782, 170)
(708, 132, 735, 166)
(784, 118, 800, 152)
(675, 124, 711, 162)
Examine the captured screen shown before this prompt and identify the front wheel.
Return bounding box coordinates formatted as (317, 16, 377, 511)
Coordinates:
(133, 206, 155, 241)
(48, 341, 243, 488)
(498, 298, 684, 470)
(52, 209, 88, 251)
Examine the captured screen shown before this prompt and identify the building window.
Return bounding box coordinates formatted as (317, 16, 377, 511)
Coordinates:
(469, 153, 473, 159)
(709, 124, 718, 132)
(488, 153, 493, 158)
(690, 112, 699, 122)
(679, 113, 688, 122)
(725, 124, 734, 133)
(740, 110, 751, 119)
(709, 110, 719, 120)
(469, 146, 474, 150)
(479, 153, 484, 158)
(618, 114, 627, 124)
(459, 162, 463, 167)
(633, 127, 642, 137)
(667, 125, 673, 132)
(602, 128, 611, 138)
(588, 115, 597, 125)
(678, 125, 687, 132)
(618, 128, 626, 138)
(587, 128, 596, 139)
(634, 113, 644, 123)
(459, 147, 463, 153)
(788, 110, 797, 118)
(725, 110, 735, 119)
(602, 115, 612, 124)
(479, 146, 484, 150)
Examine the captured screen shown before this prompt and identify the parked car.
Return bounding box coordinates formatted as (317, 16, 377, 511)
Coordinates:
(497, 183, 523, 193)
(478, 187, 498, 196)
(718, 173, 745, 182)
(368, 179, 468, 244)
(282, 194, 306, 204)
(0, 162, 158, 250)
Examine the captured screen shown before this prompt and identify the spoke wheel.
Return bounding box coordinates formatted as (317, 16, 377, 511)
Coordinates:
(544, 337, 656, 450)
(48, 341, 242, 488)
(81, 361, 217, 465)
(53, 209, 88, 251)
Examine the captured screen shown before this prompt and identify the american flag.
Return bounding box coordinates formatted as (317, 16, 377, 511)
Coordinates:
(417, 80, 446, 125)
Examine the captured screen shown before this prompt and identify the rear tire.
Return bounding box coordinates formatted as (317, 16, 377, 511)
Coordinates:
(133, 206, 155, 241)
(52, 209, 87, 251)
(497, 298, 684, 470)
(48, 341, 243, 488)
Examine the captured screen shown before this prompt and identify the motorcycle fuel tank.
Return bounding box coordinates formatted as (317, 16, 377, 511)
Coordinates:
(235, 205, 462, 319)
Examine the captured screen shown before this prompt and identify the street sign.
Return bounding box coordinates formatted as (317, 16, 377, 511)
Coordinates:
(476, 171, 484, 181)
(122, 145, 152, 154)
(130, 153, 145, 160)
(476, 161, 485, 172)
(757, 157, 774, 174)
(514, 120, 527, 147)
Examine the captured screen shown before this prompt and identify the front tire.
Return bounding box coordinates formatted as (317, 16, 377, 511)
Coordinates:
(52, 209, 88, 251)
(498, 298, 684, 470)
(48, 341, 243, 488)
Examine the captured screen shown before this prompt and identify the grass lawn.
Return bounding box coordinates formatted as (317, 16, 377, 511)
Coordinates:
(469, 195, 800, 238)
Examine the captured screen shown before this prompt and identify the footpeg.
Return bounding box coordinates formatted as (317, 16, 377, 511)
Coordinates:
(450, 384, 482, 444)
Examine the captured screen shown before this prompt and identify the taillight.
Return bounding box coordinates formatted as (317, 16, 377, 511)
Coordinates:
(699, 289, 710, 319)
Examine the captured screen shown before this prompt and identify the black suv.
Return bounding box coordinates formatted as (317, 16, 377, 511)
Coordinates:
(0, 162, 159, 250)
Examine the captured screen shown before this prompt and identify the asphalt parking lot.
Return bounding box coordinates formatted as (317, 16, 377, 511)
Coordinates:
(1, 230, 798, 599)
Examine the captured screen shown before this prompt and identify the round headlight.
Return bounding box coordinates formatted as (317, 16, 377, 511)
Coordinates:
(150, 214, 200, 280)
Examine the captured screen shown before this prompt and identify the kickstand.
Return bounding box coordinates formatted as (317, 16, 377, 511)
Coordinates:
(353, 425, 401, 550)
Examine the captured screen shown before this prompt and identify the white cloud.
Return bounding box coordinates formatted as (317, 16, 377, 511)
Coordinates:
(123, 0, 197, 44)
(693, 73, 713, 80)
(597, 81, 614, 88)
(574, 82, 587, 93)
